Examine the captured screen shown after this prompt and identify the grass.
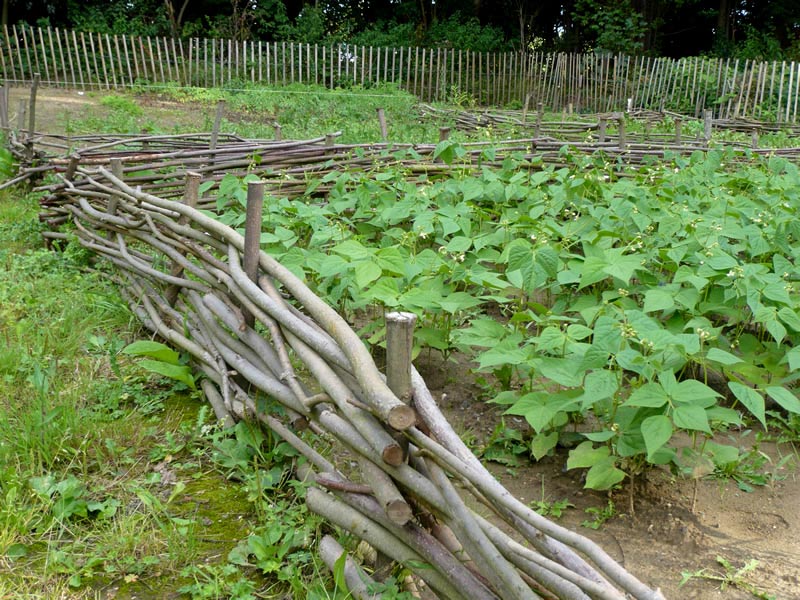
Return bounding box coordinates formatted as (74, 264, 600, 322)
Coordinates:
(0, 189, 338, 598)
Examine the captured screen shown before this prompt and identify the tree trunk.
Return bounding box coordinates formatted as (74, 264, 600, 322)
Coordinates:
(717, 0, 732, 41)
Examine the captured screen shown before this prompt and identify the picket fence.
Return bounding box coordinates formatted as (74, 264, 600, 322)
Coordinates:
(2, 24, 800, 122)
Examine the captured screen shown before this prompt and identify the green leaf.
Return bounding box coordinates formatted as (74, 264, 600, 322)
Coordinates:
(705, 252, 738, 271)
(122, 340, 180, 365)
(506, 390, 580, 433)
(763, 282, 792, 306)
(354, 261, 382, 288)
(765, 386, 800, 415)
(673, 380, 721, 407)
(567, 441, 609, 469)
(603, 253, 644, 285)
(705, 348, 743, 366)
(332, 546, 348, 591)
(438, 292, 483, 314)
(778, 307, 800, 332)
(445, 236, 472, 253)
(453, 319, 515, 348)
(530, 432, 559, 460)
(477, 338, 530, 369)
(641, 415, 673, 462)
(137, 359, 196, 390)
(585, 456, 626, 490)
(582, 430, 616, 442)
(624, 383, 669, 408)
(672, 405, 711, 433)
(643, 289, 675, 313)
(536, 246, 560, 278)
(331, 239, 373, 261)
(579, 370, 618, 409)
(785, 347, 800, 372)
(6, 543, 28, 559)
(536, 357, 584, 387)
(433, 140, 465, 165)
(729, 382, 766, 429)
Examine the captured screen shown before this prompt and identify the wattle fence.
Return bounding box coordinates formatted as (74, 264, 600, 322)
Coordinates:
(2, 24, 800, 122)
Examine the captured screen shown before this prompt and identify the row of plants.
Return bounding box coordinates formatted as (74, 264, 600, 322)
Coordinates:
(211, 143, 800, 490)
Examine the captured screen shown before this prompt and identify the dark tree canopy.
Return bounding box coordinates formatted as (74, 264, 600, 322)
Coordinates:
(5, 0, 799, 58)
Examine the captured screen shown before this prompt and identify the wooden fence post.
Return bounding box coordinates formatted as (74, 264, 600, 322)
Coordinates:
(375, 310, 418, 526)
(438, 127, 451, 142)
(385, 312, 416, 406)
(674, 117, 682, 143)
(16, 100, 27, 137)
(26, 73, 40, 160)
(703, 109, 713, 143)
(165, 171, 202, 306)
(273, 122, 282, 141)
(376, 107, 388, 141)
(617, 114, 626, 148)
(0, 84, 8, 131)
(598, 118, 607, 143)
(108, 158, 124, 225)
(210, 100, 225, 151)
(242, 180, 265, 328)
(535, 102, 544, 137)
(64, 153, 80, 181)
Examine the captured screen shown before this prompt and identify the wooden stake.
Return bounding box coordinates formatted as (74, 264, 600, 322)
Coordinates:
(386, 312, 416, 406)
(242, 180, 265, 327)
(377, 108, 388, 141)
(0, 84, 7, 131)
(16, 99, 25, 136)
(26, 73, 39, 159)
(64, 153, 80, 181)
(165, 171, 202, 306)
(108, 158, 124, 226)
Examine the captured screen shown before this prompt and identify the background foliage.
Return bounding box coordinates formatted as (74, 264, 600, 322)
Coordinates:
(4, 0, 798, 59)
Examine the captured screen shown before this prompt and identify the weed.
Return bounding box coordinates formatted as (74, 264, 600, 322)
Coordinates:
(477, 420, 529, 467)
(581, 500, 616, 530)
(532, 497, 575, 520)
(531, 477, 574, 519)
(680, 556, 776, 600)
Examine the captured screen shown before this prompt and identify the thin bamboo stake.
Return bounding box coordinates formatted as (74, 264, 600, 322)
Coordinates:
(13, 25, 25, 82)
(147, 35, 157, 86)
(786, 62, 794, 122)
(25, 26, 38, 81)
(46, 27, 57, 86)
(1, 26, 11, 83)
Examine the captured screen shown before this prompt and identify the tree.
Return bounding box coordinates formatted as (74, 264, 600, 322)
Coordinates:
(164, 0, 190, 38)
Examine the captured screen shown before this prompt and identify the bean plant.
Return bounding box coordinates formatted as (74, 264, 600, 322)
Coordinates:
(213, 145, 800, 489)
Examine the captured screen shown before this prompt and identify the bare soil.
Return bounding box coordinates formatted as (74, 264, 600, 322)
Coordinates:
(14, 87, 800, 600)
(420, 358, 800, 600)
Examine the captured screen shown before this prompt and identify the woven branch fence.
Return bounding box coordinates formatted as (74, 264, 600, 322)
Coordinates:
(4, 24, 800, 120)
(6, 102, 800, 197)
(0, 120, 678, 598)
